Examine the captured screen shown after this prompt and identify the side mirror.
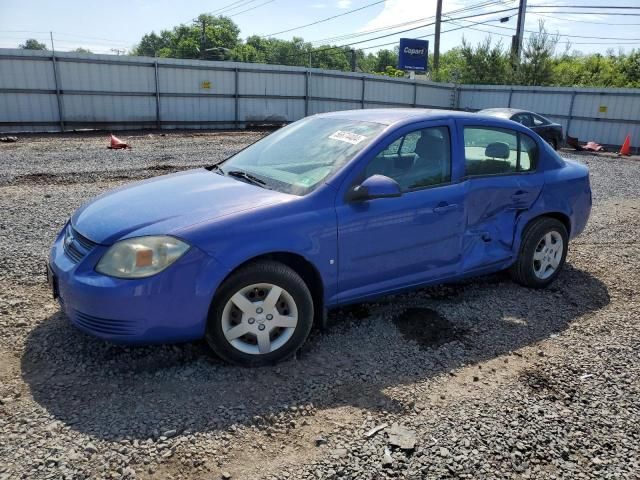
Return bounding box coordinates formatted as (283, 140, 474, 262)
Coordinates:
(346, 174, 402, 202)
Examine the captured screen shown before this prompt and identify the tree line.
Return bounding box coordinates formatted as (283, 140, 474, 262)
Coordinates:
(18, 16, 640, 88)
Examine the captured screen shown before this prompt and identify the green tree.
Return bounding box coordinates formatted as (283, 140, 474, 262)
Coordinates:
(513, 21, 558, 86)
(376, 65, 405, 77)
(430, 47, 466, 82)
(132, 14, 240, 59)
(458, 37, 510, 84)
(19, 38, 47, 50)
(73, 48, 93, 54)
(374, 49, 398, 71)
(619, 50, 640, 87)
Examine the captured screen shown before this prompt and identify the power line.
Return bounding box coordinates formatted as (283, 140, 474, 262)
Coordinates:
(262, 0, 386, 37)
(307, 0, 508, 45)
(228, 0, 274, 17)
(208, 0, 256, 15)
(353, 17, 511, 52)
(445, 14, 640, 41)
(530, 12, 640, 25)
(528, 4, 640, 8)
(0, 30, 132, 45)
(446, 19, 640, 45)
(524, 10, 640, 16)
(281, 7, 519, 59)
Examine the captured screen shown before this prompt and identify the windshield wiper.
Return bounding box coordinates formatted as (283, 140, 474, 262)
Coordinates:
(207, 164, 225, 175)
(226, 169, 266, 186)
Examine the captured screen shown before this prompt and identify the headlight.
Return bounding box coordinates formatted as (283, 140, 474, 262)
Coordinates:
(96, 236, 190, 279)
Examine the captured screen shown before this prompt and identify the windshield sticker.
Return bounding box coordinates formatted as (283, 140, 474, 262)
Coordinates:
(329, 130, 367, 145)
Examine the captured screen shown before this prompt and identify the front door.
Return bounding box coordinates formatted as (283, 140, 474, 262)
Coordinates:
(335, 123, 465, 303)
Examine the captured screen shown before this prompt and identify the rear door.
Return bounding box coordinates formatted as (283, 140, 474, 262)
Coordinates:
(458, 123, 544, 272)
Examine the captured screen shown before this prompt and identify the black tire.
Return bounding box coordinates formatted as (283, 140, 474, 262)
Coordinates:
(547, 138, 558, 150)
(205, 260, 314, 366)
(510, 217, 568, 288)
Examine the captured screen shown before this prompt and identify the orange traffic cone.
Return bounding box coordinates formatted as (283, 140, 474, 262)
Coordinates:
(618, 135, 631, 156)
(107, 134, 129, 149)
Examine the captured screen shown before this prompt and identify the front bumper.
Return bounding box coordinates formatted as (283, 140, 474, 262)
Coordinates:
(48, 227, 228, 344)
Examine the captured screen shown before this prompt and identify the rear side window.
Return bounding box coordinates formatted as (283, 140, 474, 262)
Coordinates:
(519, 133, 538, 171)
(463, 127, 537, 176)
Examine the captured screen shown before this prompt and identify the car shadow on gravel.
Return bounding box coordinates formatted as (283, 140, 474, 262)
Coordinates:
(21, 264, 609, 441)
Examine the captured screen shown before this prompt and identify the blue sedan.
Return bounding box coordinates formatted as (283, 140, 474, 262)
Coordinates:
(48, 109, 591, 366)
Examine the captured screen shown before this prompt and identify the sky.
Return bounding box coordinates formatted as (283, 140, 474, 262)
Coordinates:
(0, 0, 639, 57)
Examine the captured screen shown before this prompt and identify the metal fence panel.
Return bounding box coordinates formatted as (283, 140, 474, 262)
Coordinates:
(58, 61, 154, 93)
(63, 94, 156, 124)
(365, 79, 413, 106)
(510, 91, 573, 116)
(0, 92, 59, 123)
(240, 98, 304, 123)
(239, 71, 305, 97)
(309, 99, 362, 115)
(458, 89, 511, 110)
(159, 66, 235, 95)
(0, 58, 55, 90)
(416, 85, 453, 108)
(309, 74, 361, 102)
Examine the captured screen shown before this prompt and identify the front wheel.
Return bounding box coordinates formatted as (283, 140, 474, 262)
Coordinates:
(206, 260, 314, 366)
(510, 217, 568, 288)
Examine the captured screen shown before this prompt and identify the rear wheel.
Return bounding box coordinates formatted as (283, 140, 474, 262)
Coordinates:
(510, 217, 568, 288)
(206, 261, 314, 366)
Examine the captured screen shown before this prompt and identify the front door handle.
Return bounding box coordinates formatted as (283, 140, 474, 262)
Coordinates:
(433, 203, 458, 214)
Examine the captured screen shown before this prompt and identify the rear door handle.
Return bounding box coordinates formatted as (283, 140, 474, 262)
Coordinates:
(433, 203, 458, 214)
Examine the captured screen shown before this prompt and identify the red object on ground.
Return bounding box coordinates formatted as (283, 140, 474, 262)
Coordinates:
(107, 134, 129, 149)
(619, 135, 631, 156)
(584, 141, 605, 152)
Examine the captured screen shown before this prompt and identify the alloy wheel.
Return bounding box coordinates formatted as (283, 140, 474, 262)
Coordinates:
(221, 283, 298, 355)
(532, 231, 564, 280)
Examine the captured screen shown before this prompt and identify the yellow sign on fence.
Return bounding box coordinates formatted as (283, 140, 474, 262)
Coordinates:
(200, 81, 212, 89)
(599, 105, 607, 113)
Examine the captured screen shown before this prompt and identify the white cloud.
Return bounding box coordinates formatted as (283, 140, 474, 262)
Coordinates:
(337, 0, 352, 9)
(359, 0, 465, 32)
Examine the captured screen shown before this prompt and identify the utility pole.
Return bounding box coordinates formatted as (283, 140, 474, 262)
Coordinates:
(350, 49, 356, 72)
(511, 0, 527, 61)
(198, 17, 207, 59)
(433, 0, 443, 72)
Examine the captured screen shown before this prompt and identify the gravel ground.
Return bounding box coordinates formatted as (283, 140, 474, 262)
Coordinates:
(0, 132, 638, 480)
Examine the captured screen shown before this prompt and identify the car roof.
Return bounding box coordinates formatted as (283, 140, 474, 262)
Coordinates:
(479, 107, 530, 116)
(315, 108, 486, 126)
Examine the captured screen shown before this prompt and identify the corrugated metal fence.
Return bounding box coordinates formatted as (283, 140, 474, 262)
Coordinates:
(1, 48, 638, 146)
(0, 49, 452, 133)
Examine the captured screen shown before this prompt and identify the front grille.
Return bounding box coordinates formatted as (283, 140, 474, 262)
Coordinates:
(64, 241, 84, 263)
(74, 230, 97, 251)
(63, 226, 98, 264)
(73, 311, 141, 336)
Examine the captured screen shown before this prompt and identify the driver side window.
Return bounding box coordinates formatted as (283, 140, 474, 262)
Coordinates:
(364, 126, 451, 192)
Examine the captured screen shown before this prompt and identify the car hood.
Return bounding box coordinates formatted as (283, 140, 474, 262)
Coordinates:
(72, 169, 293, 244)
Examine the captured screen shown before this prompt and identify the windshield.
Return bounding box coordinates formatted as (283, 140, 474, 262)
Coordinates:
(220, 117, 385, 195)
